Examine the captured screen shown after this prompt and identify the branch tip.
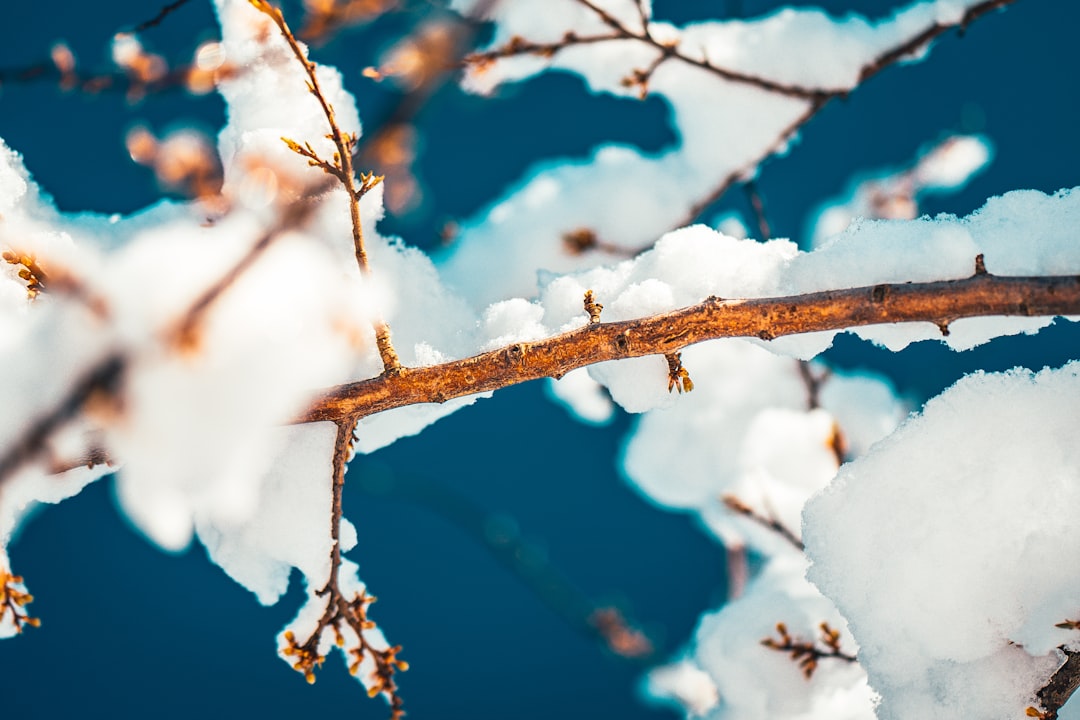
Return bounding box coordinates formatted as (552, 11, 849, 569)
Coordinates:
(665, 352, 693, 393)
(251, 0, 402, 373)
(761, 619, 856, 678)
(584, 289, 603, 323)
(0, 568, 40, 634)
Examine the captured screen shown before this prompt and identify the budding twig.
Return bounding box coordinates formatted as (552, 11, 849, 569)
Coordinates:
(722, 495, 804, 551)
(281, 417, 406, 718)
(584, 290, 603, 323)
(761, 621, 856, 678)
(665, 352, 693, 394)
(250, 0, 402, 375)
(0, 569, 40, 633)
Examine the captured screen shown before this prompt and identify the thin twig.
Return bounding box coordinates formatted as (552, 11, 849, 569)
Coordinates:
(743, 180, 771, 240)
(796, 360, 830, 410)
(302, 268, 1080, 423)
(250, 0, 402, 374)
(171, 194, 324, 349)
(466, 0, 1014, 231)
(761, 621, 857, 678)
(0, 63, 224, 97)
(132, 0, 194, 32)
(722, 495, 804, 551)
(676, 0, 1015, 226)
(574, 0, 833, 100)
(280, 417, 406, 717)
(0, 354, 126, 486)
(678, 105, 816, 229)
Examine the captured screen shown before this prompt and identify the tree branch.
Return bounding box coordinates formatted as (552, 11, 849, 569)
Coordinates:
(761, 621, 857, 678)
(251, 0, 402, 374)
(132, 0, 194, 33)
(677, 0, 1015, 226)
(302, 268, 1080, 423)
(281, 418, 406, 717)
(1032, 649, 1080, 720)
(722, 495, 804, 551)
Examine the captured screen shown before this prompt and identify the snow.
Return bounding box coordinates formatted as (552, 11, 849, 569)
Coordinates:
(0, 0, 1074, 716)
(808, 134, 993, 248)
(440, 0, 997, 306)
(805, 363, 1080, 719)
(545, 368, 616, 426)
(622, 340, 904, 554)
(648, 556, 876, 720)
(196, 422, 339, 605)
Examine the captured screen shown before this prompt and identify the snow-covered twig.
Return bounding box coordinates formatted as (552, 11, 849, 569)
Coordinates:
(250, 0, 402, 374)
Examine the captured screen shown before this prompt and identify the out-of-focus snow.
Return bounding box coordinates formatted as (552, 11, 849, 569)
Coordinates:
(809, 135, 993, 247)
(440, 0, 996, 307)
(196, 422, 338, 605)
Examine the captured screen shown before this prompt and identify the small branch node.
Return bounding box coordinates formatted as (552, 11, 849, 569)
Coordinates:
(3, 250, 48, 300)
(584, 289, 603, 323)
(563, 227, 598, 255)
(975, 253, 988, 276)
(375, 324, 403, 376)
(665, 352, 693, 393)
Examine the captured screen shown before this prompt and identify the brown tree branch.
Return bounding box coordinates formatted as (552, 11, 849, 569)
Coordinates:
(761, 621, 857, 678)
(1031, 649, 1080, 720)
(574, 0, 832, 100)
(280, 417, 406, 718)
(0, 193, 323, 488)
(469, 0, 1013, 236)
(302, 266, 1080, 423)
(0, 354, 126, 486)
(678, 0, 1015, 226)
(722, 495, 804, 552)
(472, 0, 1013, 106)
(132, 0, 194, 33)
(250, 0, 402, 374)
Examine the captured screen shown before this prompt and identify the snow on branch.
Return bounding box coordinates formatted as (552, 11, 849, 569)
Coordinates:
(249, 0, 401, 374)
(442, 0, 1017, 305)
(277, 419, 407, 715)
(804, 362, 1080, 719)
(303, 264, 1080, 423)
